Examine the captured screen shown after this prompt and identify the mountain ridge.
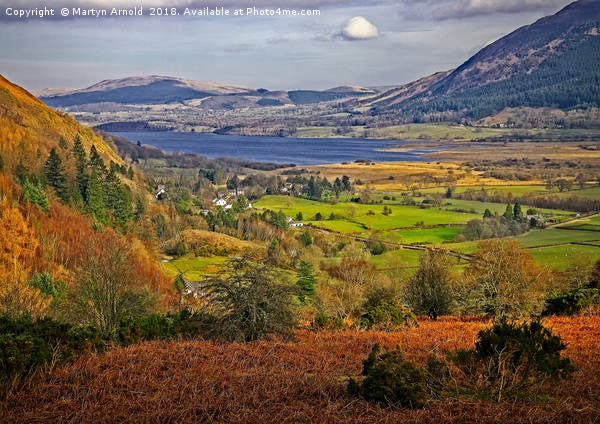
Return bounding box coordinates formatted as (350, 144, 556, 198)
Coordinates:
(367, 0, 600, 122)
(39, 75, 379, 109)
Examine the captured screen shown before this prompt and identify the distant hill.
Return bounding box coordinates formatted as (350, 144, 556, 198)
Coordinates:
(368, 0, 600, 121)
(39, 75, 378, 110)
(39, 75, 251, 108)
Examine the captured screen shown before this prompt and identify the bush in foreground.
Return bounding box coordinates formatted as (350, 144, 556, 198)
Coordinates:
(0, 315, 102, 400)
(201, 256, 299, 342)
(451, 319, 575, 401)
(359, 287, 417, 330)
(348, 344, 427, 409)
(349, 319, 575, 408)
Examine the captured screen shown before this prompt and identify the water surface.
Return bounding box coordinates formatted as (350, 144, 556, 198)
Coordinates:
(113, 132, 438, 166)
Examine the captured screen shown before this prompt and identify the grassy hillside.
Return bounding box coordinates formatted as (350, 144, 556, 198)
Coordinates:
(0, 74, 123, 173)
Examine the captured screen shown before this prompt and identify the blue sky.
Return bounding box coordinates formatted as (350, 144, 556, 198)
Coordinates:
(0, 0, 574, 91)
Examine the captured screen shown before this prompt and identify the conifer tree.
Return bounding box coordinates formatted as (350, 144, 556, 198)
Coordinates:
(333, 177, 343, 196)
(58, 137, 69, 150)
(14, 161, 28, 184)
(86, 169, 107, 224)
(483, 208, 493, 219)
(342, 175, 352, 191)
(297, 260, 317, 305)
(513, 202, 523, 220)
(134, 194, 146, 221)
(88, 145, 107, 176)
(43, 148, 69, 203)
(104, 168, 133, 229)
(502, 204, 513, 220)
(23, 179, 49, 212)
(103, 168, 121, 210)
(72, 134, 88, 201)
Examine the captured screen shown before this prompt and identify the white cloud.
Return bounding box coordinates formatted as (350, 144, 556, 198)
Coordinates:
(340, 16, 380, 40)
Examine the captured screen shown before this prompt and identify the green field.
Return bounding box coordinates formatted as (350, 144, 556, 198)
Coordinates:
(421, 185, 600, 200)
(390, 227, 462, 245)
(254, 195, 596, 269)
(511, 228, 600, 247)
(558, 214, 600, 231)
(370, 249, 423, 270)
(527, 245, 600, 270)
(255, 196, 478, 233)
(162, 256, 227, 280)
(420, 185, 547, 197)
(552, 186, 600, 200)
(255, 195, 576, 234)
(294, 126, 340, 138)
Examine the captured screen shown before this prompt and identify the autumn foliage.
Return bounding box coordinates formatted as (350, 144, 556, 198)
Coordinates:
(1, 316, 598, 423)
(0, 198, 50, 317)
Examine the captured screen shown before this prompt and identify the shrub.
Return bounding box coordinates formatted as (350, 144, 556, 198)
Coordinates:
(0, 315, 102, 399)
(450, 319, 575, 401)
(359, 287, 417, 330)
(543, 287, 600, 316)
(312, 312, 345, 330)
(23, 179, 49, 212)
(464, 239, 546, 318)
(348, 344, 427, 409)
(369, 241, 386, 256)
(117, 310, 217, 344)
(404, 249, 454, 317)
(29, 272, 59, 299)
(201, 256, 298, 342)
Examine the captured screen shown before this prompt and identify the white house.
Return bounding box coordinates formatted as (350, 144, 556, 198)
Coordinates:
(156, 185, 167, 200)
(213, 198, 227, 207)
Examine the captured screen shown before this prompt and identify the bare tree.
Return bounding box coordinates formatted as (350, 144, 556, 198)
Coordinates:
(71, 236, 156, 334)
(403, 249, 455, 317)
(466, 239, 547, 319)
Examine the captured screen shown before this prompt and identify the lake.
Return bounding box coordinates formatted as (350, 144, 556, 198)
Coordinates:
(113, 132, 439, 166)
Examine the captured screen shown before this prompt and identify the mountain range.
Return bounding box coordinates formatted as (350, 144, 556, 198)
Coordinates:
(38, 75, 380, 110)
(36, 0, 600, 126)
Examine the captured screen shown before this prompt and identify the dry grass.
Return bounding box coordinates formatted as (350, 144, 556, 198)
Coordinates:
(301, 139, 600, 191)
(1, 316, 598, 423)
(304, 161, 537, 191)
(425, 141, 600, 163)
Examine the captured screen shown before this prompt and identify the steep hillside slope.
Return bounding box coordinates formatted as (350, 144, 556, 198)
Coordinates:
(370, 0, 600, 121)
(360, 70, 452, 108)
(0, 74, 172, 316)
(0, 74, 123, 173)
